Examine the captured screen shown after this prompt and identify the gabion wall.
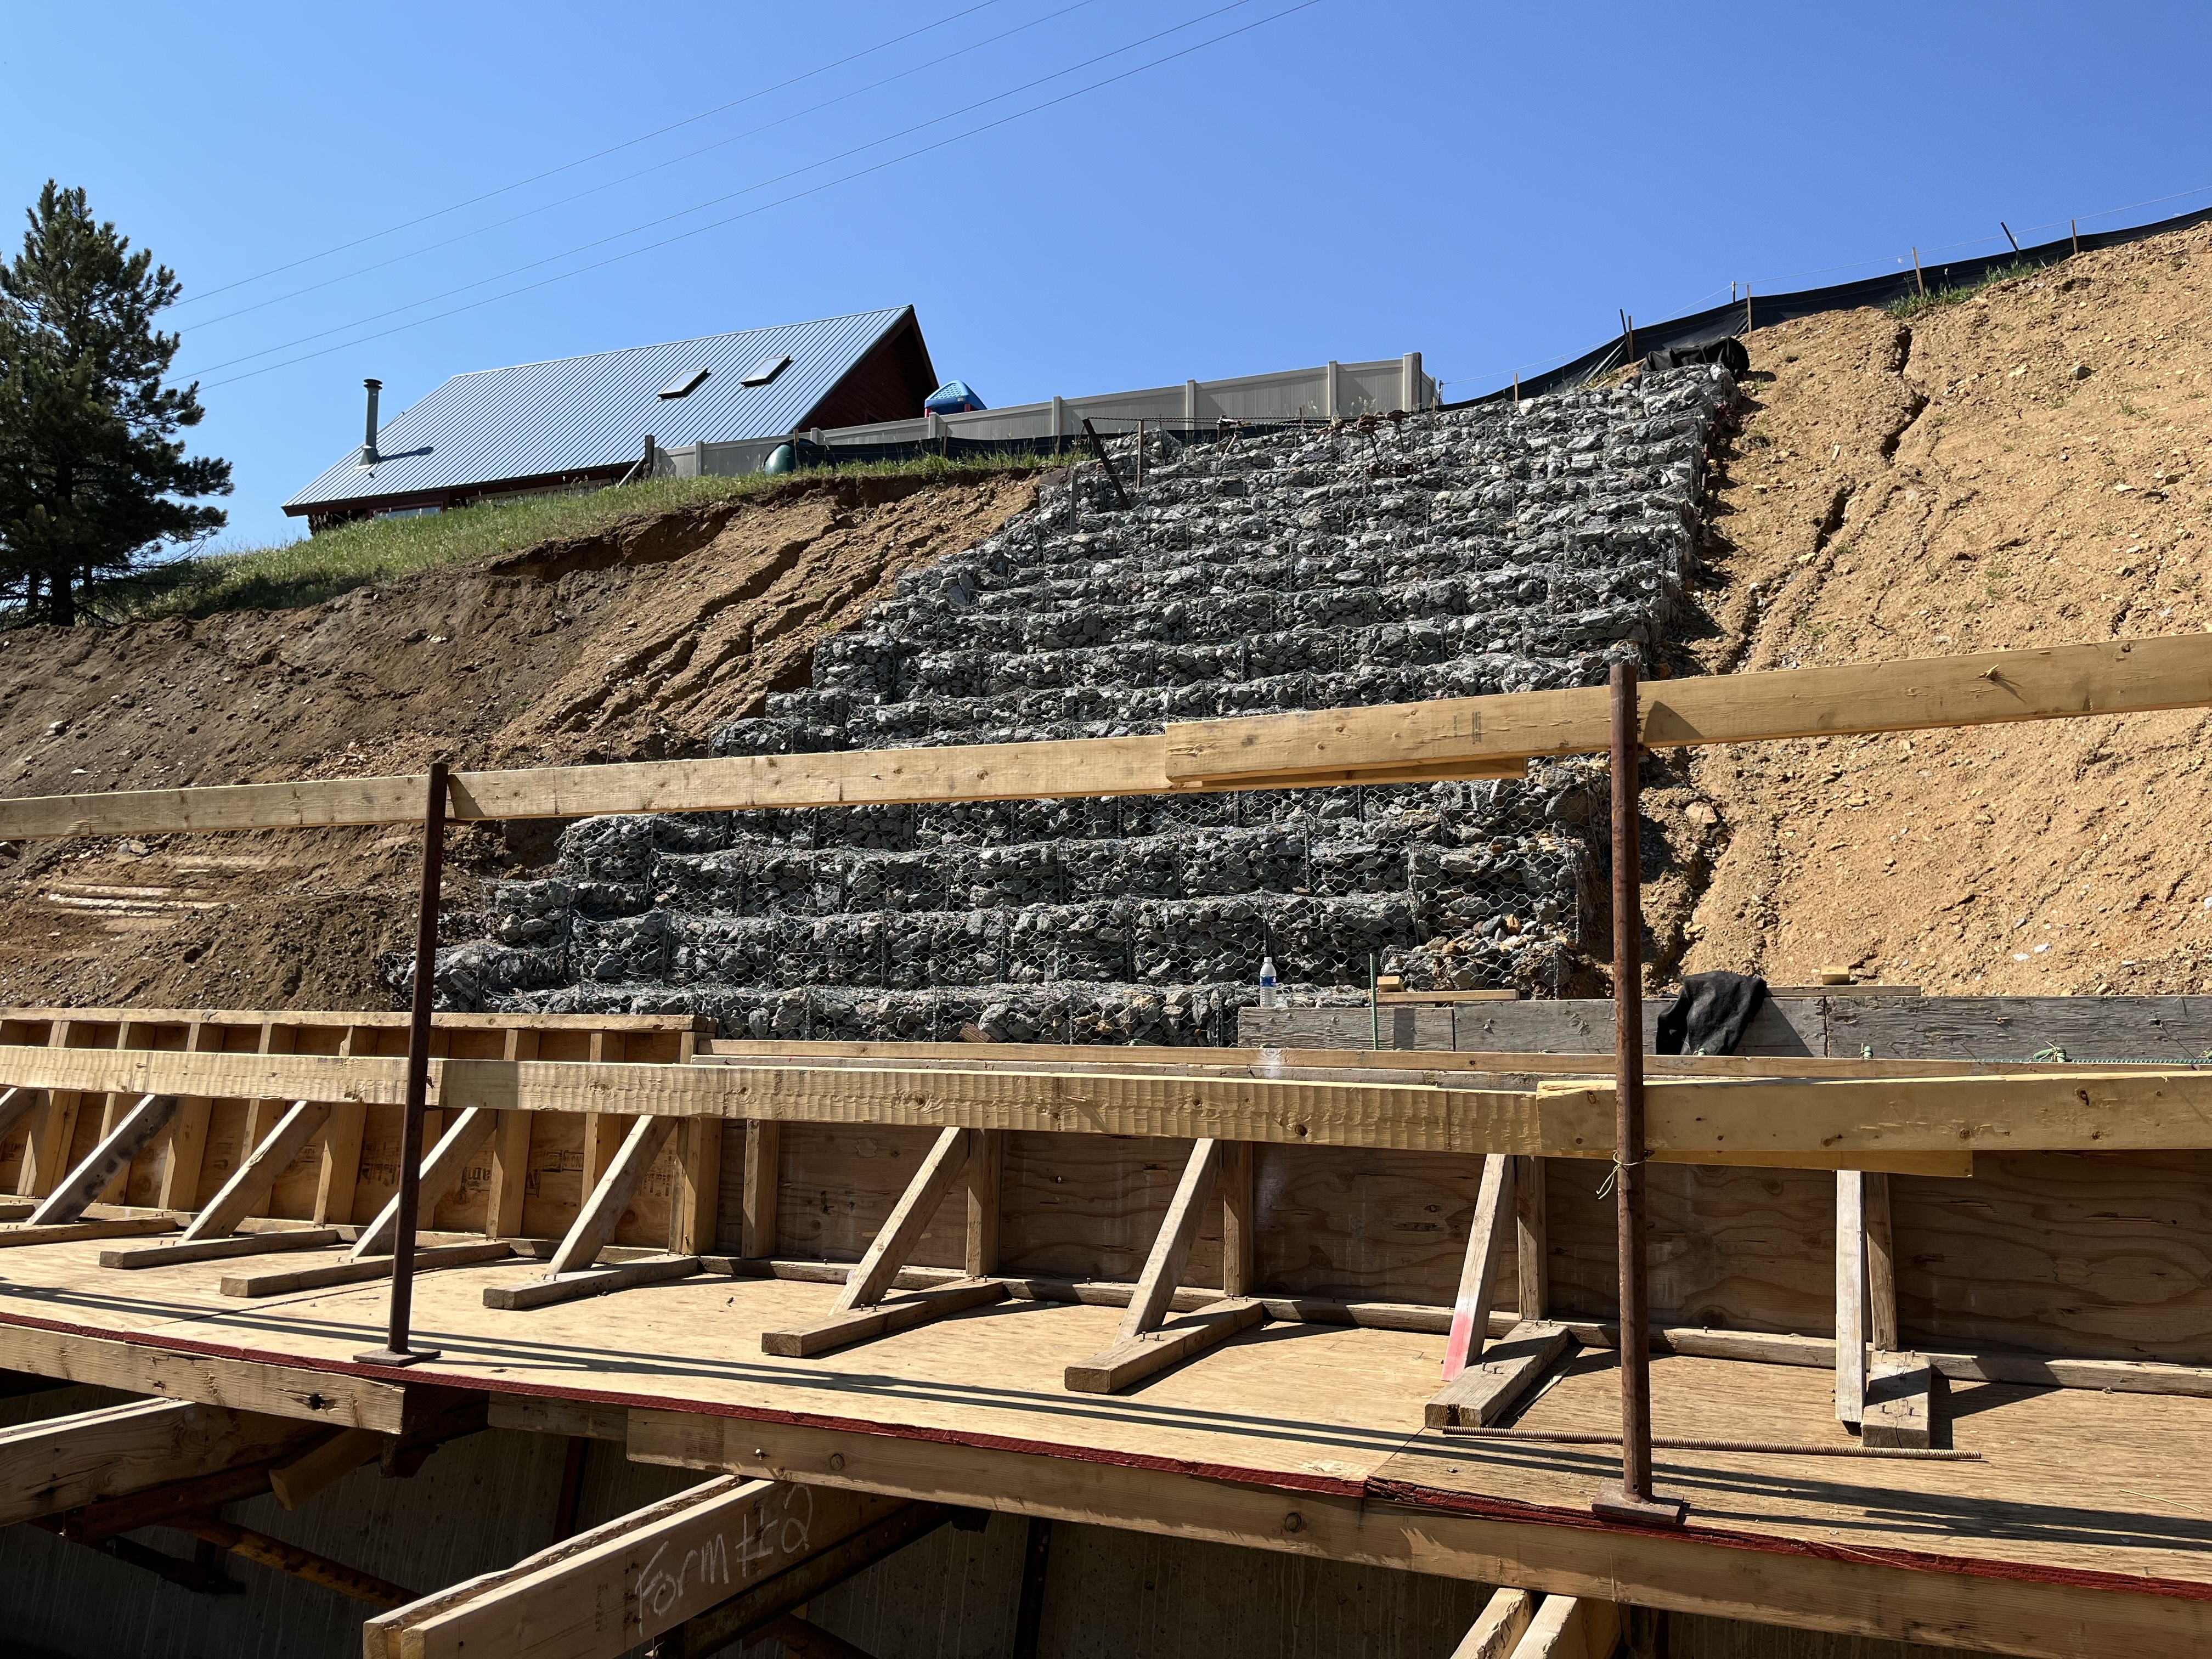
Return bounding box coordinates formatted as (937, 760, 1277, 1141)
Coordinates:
(411, 369, 1735, 1043)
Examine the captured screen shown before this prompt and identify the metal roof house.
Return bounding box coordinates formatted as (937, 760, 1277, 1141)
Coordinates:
(283, 306, 936, 530)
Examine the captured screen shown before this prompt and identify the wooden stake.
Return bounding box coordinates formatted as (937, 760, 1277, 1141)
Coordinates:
(1836, 1170, 1869, 1424)
(1912, 247, 1925, 296)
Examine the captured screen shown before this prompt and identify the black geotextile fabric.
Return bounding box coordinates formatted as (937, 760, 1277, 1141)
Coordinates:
(1658, 970, 1769, 1056)
(1451, 202, 2212, 407)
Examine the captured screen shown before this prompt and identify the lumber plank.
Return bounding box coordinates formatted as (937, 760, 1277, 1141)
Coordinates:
(1513, 1595, 1622, 1659)
(1443, 1153, 1515, 1379)
(380, 1477, 904, 1659)
(221, 1239, 514, 1298)
(1426, 1320, 1574, 1429)
(1514, 1155, 1547, 1319)
(1163, 636, 2212, 782)
(0, 1321, 409, 1429)
(1452, 1587, 1538, 1659)
(351, 1105, 501, 1258)
(483, 1394, 629, 1442)
(1864, 1170, 1897, 1352)
(483, 1254, 703, 1311)
(964, 1126, 1001, 1279)
(0, 1217, 176, 1248)
(178, 1099, 333, 1242)
(29, 1093, 178, 1225)
(547, 1113, 676, 1277)
(834, 1126, 972, 1313)
(761, 1278, 1009, 1359)
(0, 1397, 318, 1527)
(668, 1116, 721, 1255)
(155, 1020, 222, 1212)
(1118, 1138, 1221, 1339)
(1063, 1296, 1266, 1393)
(628, 1409, 2212, 1658)
(1218, 1138, 1255, 1299)
(484, 1029, 540, 1241)
(267, 1426, 381, 1510)
(18, 1019, 81, 1199)
(101, 1228, 341, 1269)
(1862, 1352, 1935, 1450)
(742, 1119, 781, 1257)
(1836, 1171, 1867, 1425)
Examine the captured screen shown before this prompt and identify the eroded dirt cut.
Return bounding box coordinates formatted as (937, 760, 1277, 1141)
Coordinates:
(0, 473, 1040, 1011)
(1663, 221, 2212, 996)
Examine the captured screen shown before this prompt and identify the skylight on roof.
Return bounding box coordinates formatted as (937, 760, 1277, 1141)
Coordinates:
(740, 353, 792, 387)
(658, 367, 711, 399)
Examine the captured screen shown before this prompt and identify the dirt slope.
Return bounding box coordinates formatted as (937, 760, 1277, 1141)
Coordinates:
(1667, 220, 2212, 997)
(0, 472, 1039, 1011)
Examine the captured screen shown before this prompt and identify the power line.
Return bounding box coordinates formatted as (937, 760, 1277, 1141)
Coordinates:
(186, 0, 1272, 382)
(184, 0, 1102, 335)
(202, 0, 1323, 391)
(170, 0, 1010, 312)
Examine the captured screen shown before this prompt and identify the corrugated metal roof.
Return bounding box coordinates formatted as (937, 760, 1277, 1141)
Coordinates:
(285, 307, 913, 511)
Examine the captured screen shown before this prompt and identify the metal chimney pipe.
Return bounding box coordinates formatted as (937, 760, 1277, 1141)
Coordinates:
(362, 379, 382, 465)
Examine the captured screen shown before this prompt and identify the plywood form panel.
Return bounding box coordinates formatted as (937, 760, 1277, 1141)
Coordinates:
(777, 1123, 969, 1268)
(1891, 1150, 2212, 1364)
(1251, 1145, 1500, 1306)
(1832, 995, 2212, 1063)
(520, 1111, 587, 1243)
(1000, 1132, 1223, 1288)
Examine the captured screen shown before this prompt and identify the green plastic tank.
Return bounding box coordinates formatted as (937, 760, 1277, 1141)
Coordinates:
(764, 442, 797, 475)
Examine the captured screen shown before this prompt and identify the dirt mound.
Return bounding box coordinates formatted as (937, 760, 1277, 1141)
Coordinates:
(0, 471, 1040, 1011)
(1662, 221, 2212, 997)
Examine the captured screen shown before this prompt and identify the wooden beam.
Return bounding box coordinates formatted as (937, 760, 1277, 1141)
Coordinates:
(759, 1127, 983, 1357)
(223, 1239, 513, 1298)
(629, 1409, 2212, 1659)
(1064, 1139, 1265, 1393)
(350, 1105, 500, 1258)
(369, 1477, 906, 1659)
(551, 1113, 675, 1277)
(1865, 1170, 1898, 1352)
(742, 1119, 780, 1258)
(0, 1217, 176, 1249)
(483, 1254, 702, 1312)
(101, 1228, 341, 1269)
(29, 1093, 178, 1226)
(1514, 1155, 1548, 1319)
(0, 1397, 318, 1527)
(177, 1100, 333, 1242)
(1426, 1321, 1575, 1430)
(1453, 1587, 1538, 1659)
(1442, 1153, 1515, 1380)
(1510, 1595, 1622, 1659)
(964, 1126, 1002, 1279)
(267, 1426, 382, 1510)
(485, 1029, 540, 1242)
(669, 1116, 722, 1256)
(1863, 1353, 1935, 1451)
(1164, 636, 2212, 783)
(1837, 1170, 1867, 1425)
(0, 1322, 410, 1430)
(761, 1279, 1008, 1360)
(836, 1126, 970, 1313)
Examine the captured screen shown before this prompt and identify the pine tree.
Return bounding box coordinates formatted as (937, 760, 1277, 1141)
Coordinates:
(0, 182, 231, 625)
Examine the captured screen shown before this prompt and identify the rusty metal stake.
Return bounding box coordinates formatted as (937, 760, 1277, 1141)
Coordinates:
(1080, 418, 1131, 511)
(357, 761, 448, 1368)
(1591, 663, 1685, 1527)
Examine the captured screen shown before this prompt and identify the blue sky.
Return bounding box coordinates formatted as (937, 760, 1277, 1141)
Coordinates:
(3, 1, 2207, 547)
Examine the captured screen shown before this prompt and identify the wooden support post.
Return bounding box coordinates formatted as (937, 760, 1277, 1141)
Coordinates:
(742, 1119, 781, 1259)
(0, 1397, 318, 1527)
(267, 1426, 382, 1510)
(1590, 659, 1684, 1527)
(314, 1024, 375, 1227)
(155, 1020, 220, 1214)
(761, 1127, 1007, 1357)
(1865, 1170, 1898, 1352)
(177, 1101, 333, 1243)
(1515, 1154, 1548, 1319)
(1452, 1586, 1537, 1659)
(1863, 1351, 1936, 1449)
(1218, 1139, 1254, 1299)
(965, 1127, 1002, 1279)
(29, 1093, 178, 1225)
(485, 1029, 539, 1241)
(18, 1019, 80, 1199)
(553, 1114, 677, 1276)
(1442, 1153, 1516, 1380)
(1427, 1321, 1576, 1430)
(348, 1106, 499, 1258)
(1837, 1170, 1869, 1425)
(1064, 1138, 1265, 1393)
(89, 1022, 154, 1204)
(1514, 1595, 1623, 1659)
(669, 1117, 723, 1256)
(358, 759, 448, 1368)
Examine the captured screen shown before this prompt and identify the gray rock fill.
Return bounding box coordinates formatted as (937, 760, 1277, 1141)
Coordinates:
(411, 371, 1734, 1043)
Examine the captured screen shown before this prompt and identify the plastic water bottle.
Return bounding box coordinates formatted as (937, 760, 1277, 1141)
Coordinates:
(1257, 956, 1279, 1008)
